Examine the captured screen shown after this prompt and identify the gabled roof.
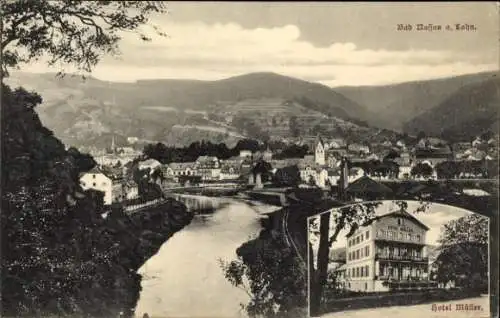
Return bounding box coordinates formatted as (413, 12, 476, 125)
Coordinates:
(315, 134, 325, 148)
(373, 209, 430, 231)
(81, 165, 123, 181)
(168, 162, 195, 170)
(346, 176, 393, 194)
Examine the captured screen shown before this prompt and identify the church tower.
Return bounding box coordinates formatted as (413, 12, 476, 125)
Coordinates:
(314, 135, 325, 166)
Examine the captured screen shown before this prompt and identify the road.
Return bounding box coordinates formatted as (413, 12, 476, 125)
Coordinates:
(322, 296, 490, 318)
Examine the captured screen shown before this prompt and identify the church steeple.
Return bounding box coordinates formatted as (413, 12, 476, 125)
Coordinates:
(314, 134, 325, 166)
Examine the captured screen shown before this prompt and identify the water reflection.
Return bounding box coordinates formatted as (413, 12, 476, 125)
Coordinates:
(135, 201, 263, 318)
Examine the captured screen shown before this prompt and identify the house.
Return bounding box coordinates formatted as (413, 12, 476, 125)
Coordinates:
(123, 179, 139, 200)
(472, 137, 483, 148)
(220, 164, 241, 180)
(327, 168, 341, 186)
(195, 156, 221, 181)
(326, 154, 338, 168)
(412, 147, 453, 167)
(326, 138, 346, 150)
(263, 148, 273, 161)
(298, 161, 319, 184)
(239, 150, 252, 158)
(127, 136, 139, 144)
(168, 162, 197, 178)
(138, 158, 162, 172)
(79, 166, 124, 205)
(340, 209, 432, 292)
(348, 143, 370, 155)
(348, 167, 365, 183)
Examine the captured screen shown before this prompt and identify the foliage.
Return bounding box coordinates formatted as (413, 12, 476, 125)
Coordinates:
(411, 162, 434, 178)
(1, 2, 174, 316)
(220, 229, 307, 318)
(272, 165, 301, 187)
(309, 200, 431, 315)
(434, 214, 489, 292)
(274, 144, 309, 159)
(1, 0, 167, 75)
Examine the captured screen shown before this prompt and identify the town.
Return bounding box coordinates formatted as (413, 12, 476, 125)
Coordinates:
(79, 132, 498, 208)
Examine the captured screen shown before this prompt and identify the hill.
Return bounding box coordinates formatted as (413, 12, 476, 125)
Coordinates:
(5, 72, 378, 148)
(403, 77, 500, 141)
(334, 71, 498, 131)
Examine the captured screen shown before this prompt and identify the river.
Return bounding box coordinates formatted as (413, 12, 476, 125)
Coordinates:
(134, 200, 277, 318)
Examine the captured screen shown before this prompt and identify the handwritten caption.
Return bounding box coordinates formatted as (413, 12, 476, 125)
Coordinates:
(397, 24, 476, 32)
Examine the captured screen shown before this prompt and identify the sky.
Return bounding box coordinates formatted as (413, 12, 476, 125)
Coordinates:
(20, 2, 499, 87)
(308, 201, 484, 253)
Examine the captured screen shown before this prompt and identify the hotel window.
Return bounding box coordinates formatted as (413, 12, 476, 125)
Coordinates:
(356, 267, 359, 277)
(397, 219, 401, 225)
(356, 250, 360, 259)
(361, 267, 364, 277)
(92, 182, 96, 187)
(93, 174, 96, 179)
(365, 265, 369, 276)
(366, 231, 369, 239)
(365, 246, 369, 256)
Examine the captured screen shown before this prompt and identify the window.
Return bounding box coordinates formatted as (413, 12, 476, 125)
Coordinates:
(397, 219, 401, 225)
(399, 232, 403, 239)
(93, 174, 96, 179)
(365, 265, 369, 277)
(360, 267, 364, 277)
(360, 248, 364, 258)
(416, 234, 421, 242)
(365, 246, 370, 257)
(356, 267, 359, 277)
(92, 182, 96, 187)
(366, 231, 369, 239)
(356, 250, 360, 259)
(407, 233, 411, 240)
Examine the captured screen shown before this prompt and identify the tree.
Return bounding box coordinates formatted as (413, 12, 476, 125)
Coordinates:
(434, 214, 488, 292)
(220, 228, 307, 318)
(411, 162, 434, 178)
(308, 202, 382, 316)
(273, 165, 301, 187)
(1, 2, 170, 317)
(435, 161, 459, 179)
(1, 1, 167, 75)
(308, 200, 430, 316)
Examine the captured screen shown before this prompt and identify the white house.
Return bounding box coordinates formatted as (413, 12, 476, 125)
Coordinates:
(239, 150, 253, 158)
(138, 158, 162, 172)
(80, 167, 123, 205)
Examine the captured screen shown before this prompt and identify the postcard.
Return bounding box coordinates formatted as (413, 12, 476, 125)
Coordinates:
(1, 2, 497, 318)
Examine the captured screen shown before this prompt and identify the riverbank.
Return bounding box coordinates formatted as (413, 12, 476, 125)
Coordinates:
(134, 200, 275, 318)
(101, 198, 194, 317)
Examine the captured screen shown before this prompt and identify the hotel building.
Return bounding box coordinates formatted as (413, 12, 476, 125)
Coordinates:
(341, 209, 433, 292)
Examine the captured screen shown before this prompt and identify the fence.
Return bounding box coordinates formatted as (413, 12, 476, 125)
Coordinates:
(124, 198, 163, 213)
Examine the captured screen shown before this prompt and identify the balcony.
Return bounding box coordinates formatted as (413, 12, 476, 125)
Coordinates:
(375, 253, 428, 263)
